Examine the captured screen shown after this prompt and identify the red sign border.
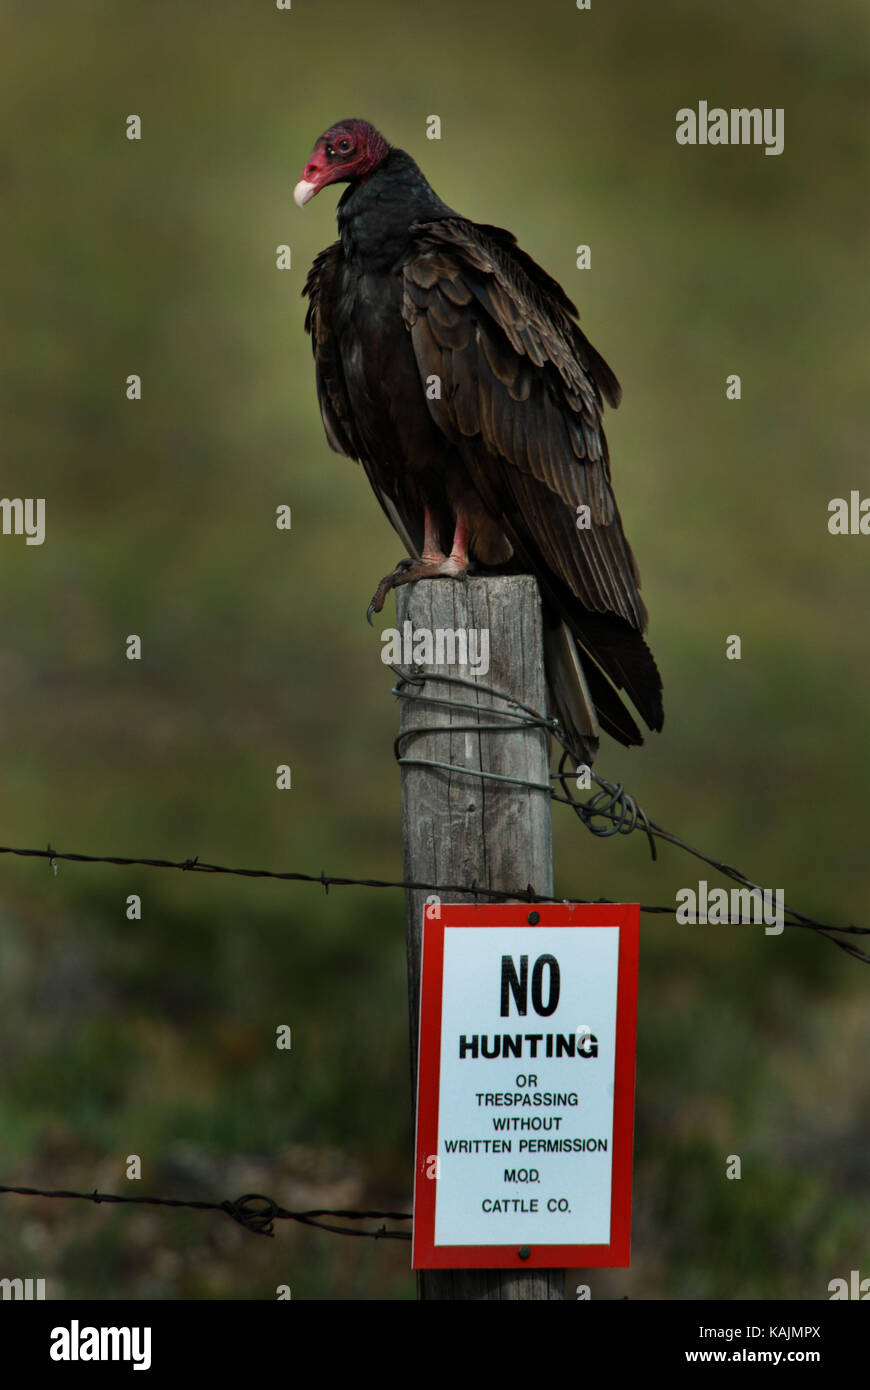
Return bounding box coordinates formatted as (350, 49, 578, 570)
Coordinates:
(411, 903, 640, 1269)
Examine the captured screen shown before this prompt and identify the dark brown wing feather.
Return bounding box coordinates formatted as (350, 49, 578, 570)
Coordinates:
(303, 241, 422, 558)
(401, 218, 663, 733)
(303, 242, 363, 460)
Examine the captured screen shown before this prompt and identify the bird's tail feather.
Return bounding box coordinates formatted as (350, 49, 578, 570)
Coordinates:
(544, 621, 600, 767)
(545, 618, 663, 764)
(566, 611, 664, 739)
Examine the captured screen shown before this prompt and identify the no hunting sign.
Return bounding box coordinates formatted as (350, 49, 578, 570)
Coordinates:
(412, 903, 639, 1269)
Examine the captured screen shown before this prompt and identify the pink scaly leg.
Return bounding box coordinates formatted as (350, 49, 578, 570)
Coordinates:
(444, 516, 469, 575)
(421, 507, 447, 564)
(367, 510, 470, 622)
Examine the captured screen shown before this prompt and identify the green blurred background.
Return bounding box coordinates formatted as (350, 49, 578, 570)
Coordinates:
(0, 0, 867, 1299)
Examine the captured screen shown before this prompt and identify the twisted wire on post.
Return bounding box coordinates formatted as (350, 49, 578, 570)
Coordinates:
(393, 664, 555, 793)
(392, 664, 649, 840)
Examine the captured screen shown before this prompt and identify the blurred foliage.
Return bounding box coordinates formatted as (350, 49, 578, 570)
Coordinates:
(0, 0, 867, 1299)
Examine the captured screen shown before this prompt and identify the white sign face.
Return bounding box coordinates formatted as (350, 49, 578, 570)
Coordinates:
(434, 925, 619, 1247)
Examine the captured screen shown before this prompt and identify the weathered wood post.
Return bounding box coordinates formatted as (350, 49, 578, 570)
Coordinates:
(397, 574, 564, 1300)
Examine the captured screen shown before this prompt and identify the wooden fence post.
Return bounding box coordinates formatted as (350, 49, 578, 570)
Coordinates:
(397, 574, 564, 1300)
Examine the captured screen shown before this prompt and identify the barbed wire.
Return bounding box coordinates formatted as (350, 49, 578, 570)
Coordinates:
(3, 837, 866, 961)
(389, 665, 870, 964)
(0, 1183, 411, 1241)
(0, 658, 867, 963)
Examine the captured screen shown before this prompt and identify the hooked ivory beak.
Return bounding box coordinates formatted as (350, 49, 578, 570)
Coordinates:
(293, 179, 316, 208)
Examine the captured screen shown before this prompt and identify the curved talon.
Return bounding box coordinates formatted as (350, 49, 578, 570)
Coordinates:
(367, 559, 414, 624)
(367, 552, 470, 624)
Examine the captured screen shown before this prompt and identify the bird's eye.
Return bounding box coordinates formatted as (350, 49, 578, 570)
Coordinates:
(338, 139, 352, 152)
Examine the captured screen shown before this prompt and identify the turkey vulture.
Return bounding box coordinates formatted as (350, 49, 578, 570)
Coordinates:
(295, 119, 663, 762)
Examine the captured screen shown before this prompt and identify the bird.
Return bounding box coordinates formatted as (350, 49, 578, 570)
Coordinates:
(295, 119, 663, 764)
